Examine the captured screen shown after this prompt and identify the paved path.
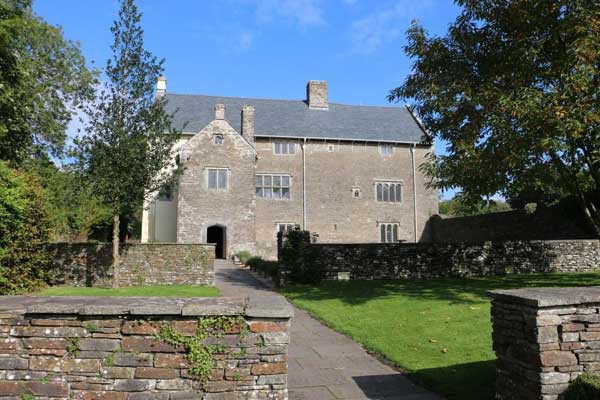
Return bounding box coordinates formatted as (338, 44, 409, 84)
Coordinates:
(215, 260, 442, 400)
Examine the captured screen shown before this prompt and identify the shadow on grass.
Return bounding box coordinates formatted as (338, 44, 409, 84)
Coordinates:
(281, 273, 600, 306)
(404, 359, 497, 400)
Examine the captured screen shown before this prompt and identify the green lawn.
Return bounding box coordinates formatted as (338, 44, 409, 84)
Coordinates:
(281, 273, 600, 400)
(31, 285, 219, 297)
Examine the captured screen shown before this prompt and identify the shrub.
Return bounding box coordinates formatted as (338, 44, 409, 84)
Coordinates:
(565, 374, 600, 400)
(234, 250, 252, 264)
(245, 256, 263, 271)
(257, 260, 280, 279)
(0, 162, 52, 294)
(279, 228, 322, 284)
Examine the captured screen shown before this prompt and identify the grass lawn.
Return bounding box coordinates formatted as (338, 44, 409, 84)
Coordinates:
(31, 285, 219, 297)
(281, 273, 600, 400)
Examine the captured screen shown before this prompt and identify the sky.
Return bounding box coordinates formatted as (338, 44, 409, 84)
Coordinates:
(34, 0, 462, 198)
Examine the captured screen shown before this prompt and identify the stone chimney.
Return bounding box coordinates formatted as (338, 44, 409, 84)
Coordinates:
(215, 104, 225, 120)
(156, 76, 167, 99)
(306, 80, 328, 109)
(241, 105, 255, 143)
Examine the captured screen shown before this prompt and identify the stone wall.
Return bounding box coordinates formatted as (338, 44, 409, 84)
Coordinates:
(46, 243, 215, 287)
(306, 239, 600, 280)
(490, 287, 600, 399)
(0, 296, 292, 399)
(429, 207, 593, 243)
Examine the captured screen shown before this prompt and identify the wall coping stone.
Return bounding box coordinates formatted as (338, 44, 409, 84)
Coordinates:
(489, 286, 600, 307)
(48, 242, 217, 246)
(0, 296, 293, 318)
(311, 239, 600, 246)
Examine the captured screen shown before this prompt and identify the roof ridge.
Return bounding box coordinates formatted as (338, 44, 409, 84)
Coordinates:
(166, 92, 408, 110)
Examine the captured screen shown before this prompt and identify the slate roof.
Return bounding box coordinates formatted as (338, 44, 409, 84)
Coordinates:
(165, 93, 427, 144)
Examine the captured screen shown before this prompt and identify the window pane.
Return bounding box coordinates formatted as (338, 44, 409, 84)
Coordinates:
(377, 184, 382, 201)
(289, 144, 295, 154)
(264, 188, 272, 198)
(263, 176, 271, 186)
(386, 224, 392, 242)
(274, 143, 281, 154)
(273, 176, 281, 186)
(255, 175, 262, 186)
(278, 224, 285, 232)
(282, 188, 290, 199)
(218, 170, 227, 189)
(282, 176, 290, 186)
(273, 187, 281, 198)
(256, 187, 262, 197)
(380, 224, 385, 243)
(383, 184, 389, 202)
(393, 225, 398, 242)
(208, 170, 217, 189)
(397, 185, 402, 202)
(390, 186, 396, 202)
(282, 144, 288, 154)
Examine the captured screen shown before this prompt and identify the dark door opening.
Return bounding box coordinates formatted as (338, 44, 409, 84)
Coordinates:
(207, 225, 226, 259)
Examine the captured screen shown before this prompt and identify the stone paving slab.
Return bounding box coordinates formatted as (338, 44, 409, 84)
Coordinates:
(214, 260, 443, 400)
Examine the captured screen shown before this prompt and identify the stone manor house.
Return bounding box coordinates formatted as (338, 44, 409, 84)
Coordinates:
(141, 78, 438, 259)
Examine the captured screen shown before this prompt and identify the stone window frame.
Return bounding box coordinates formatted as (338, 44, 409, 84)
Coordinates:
(374, 180, 403, 203)
(352, 186, 361, 199)
(378, 144, 394, 156)
(379, 222, 399, 243)
(206, 167, 229, 191)
(213, 134, 224, 145)
(276, 222, 299, 235)
(256, 174, 291, 200)
(273, 142, 296, 155)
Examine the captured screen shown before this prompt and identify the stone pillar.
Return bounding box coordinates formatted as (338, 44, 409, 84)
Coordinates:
(490, 287, 600, 400)
(215, 103, 225, 120)
(306, 80, 328, 109)
(242, 105, 255, 143)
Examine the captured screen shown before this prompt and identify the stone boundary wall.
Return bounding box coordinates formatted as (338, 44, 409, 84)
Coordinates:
(0, 296, 292, 399)
(46, 243, 215, 287)
(309, 239, 600, 280)
(490, 287, 600, 399)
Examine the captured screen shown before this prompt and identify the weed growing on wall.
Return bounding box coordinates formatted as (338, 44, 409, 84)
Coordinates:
(156, 316, 248, 385)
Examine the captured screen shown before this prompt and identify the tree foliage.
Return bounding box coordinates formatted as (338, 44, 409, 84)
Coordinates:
(76, 0, 179, 286)
(0, 0, 96, 164)
(390, 1, 600, 234)
(439, 193, 512, 217)
(0, 161, 52, 293)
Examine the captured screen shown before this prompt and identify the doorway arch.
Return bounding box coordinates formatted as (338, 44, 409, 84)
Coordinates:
(207, 225, 227, 259)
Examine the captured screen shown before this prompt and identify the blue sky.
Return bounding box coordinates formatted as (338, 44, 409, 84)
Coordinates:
(34, 0, 462, 198)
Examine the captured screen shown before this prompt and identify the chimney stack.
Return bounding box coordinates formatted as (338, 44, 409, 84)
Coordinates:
(241, 105, 255, 143)
(306, 80, 328, 109)
(156, 76, 167, 99)
(215, 104, 225, 120)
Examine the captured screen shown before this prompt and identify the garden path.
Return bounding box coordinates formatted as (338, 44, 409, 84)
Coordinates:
(215, 260, 442, 400)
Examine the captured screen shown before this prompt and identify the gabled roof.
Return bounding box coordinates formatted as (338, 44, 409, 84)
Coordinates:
(165, 93, 427, 144)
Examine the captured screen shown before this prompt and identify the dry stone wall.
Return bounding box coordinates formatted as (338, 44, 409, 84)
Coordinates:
(0, 296, 292, 399)
(46, 243, 215, 287)
(307, 239, 600, 280)
(491, 287, 600, 399)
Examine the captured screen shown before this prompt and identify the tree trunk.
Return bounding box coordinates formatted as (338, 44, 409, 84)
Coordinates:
(574, 186, 600, 238)
(112, 213, 120, 289)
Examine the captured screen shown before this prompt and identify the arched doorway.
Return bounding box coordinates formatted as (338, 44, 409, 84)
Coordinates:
(207, 225, 227, 259)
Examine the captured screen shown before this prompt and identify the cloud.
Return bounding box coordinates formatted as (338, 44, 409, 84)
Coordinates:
(238, 31, 255, 50)
(351, 0, 431, 54)
(254, 0, 324, 27)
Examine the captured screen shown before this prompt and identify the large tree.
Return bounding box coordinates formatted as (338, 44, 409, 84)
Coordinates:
(389, 1, 600, 234)
(0, 0, 95, 164)
(76, 0, 179, 287)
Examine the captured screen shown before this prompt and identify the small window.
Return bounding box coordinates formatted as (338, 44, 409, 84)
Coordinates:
(379, 144, 394, 156)
(327, 144, 335, 152)
(213, 134, 223, 145)
(207, 168, 228, 190)
(256, 174, 291, 200)
(380, 223, 399, 243)
(277, 223, 298, 234)
(274, 142, 296, 155)
(376, 182, 402, 203)
(352, 187, 361, 198)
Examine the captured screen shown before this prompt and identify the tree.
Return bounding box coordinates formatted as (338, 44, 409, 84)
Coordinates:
(389, 1, 600, 235)
(0, 0, 95, 165)
(439, 193, 512, 217)
(76, 0, 179, 287)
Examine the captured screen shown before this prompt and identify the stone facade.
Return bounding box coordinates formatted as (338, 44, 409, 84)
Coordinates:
(46, 243, 215, 287)
(295, 238, 600, 280)
(490, 287, 600, 399)
(0, 296, 292, 399)
(142, 79, 438, 259)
